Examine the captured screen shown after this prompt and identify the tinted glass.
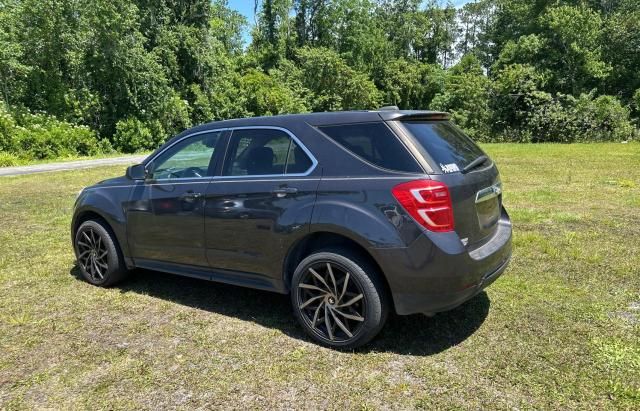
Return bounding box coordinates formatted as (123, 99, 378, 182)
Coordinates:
(224, 129, 313, 176)
(401, 121, 485, 173)
(318, 122, 421, 173)
(285, 140, 313, 174)
(150, 131, 220, 179)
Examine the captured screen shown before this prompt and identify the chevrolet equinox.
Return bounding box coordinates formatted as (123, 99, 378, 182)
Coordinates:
(72, 109, 512, 348)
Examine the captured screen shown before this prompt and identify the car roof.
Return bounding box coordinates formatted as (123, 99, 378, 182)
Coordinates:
(192, 109, 450, 130)
(144, 109, 449, 165)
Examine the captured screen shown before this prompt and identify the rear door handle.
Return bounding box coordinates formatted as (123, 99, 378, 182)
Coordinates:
(272, 187, 298, 198)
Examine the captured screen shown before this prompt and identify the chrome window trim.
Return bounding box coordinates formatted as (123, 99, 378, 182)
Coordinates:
(144, 126, 318, 182)
(148, 176, 214, 183)
(315, 121, 428, 175)
(146, 129, 228, 166)
(147, 179, 213, 186)
(144, 129, 228, 182)
(221, 126, 318, 179)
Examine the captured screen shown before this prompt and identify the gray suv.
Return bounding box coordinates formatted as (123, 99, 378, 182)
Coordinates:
(71, 109, 512, 348)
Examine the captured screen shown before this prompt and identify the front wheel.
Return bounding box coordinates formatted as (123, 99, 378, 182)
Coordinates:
(291, 249, 388, 349)
(74, 219, 129, 287)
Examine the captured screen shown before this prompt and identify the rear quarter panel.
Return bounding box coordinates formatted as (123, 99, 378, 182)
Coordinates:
(311, 176, 426, 249)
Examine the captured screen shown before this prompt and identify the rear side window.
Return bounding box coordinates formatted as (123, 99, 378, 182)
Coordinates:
(223, 128, 314, 176)
(401, 121, 485, 173)
(285, 140, 313, 174)
(318, 122, 421, 173)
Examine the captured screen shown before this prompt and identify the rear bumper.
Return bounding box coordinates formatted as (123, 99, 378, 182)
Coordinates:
(372, 208, 512, 315)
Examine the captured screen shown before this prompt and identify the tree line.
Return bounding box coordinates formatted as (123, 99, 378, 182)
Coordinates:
(1, 0, 639, 163)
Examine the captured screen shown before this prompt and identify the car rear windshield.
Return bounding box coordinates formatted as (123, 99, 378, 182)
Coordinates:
(318, 122, 422, 173)
(400, 121, 486, 173)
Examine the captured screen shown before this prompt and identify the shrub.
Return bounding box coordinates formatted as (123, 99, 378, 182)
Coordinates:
(0, 103, 110, 161)
(377, 60, 445, 110)
(490, 64, 548, 141)
(525, 93, 634, 142)
(431, 55, 492, 140)
(527, 92, 579, 143)
(575, 94, 634, 141)
(0, 104, 17, 152)
(295, 47, 382, 111)
(113, 117, 156, 153)
(238, 69, 309, 116)
(0, 152, 20, 167)
(13, 121, 108, 160)
(160, 94, 192, 138)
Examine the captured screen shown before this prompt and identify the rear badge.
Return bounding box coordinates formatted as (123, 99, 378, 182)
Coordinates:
(440, 163, 460, 173)
(461, 238, 469, 246)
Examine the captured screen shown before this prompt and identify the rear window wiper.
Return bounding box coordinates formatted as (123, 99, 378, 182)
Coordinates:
(461, 155, 488, 174)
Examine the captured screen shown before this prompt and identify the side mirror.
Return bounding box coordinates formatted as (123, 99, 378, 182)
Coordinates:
(126, 163, 148, 180)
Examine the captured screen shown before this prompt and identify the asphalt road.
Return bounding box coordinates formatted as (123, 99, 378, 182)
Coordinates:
(0, 155, 147, 177)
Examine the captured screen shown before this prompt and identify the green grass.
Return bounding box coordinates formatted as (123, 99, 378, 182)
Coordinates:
(1, 143, 639, 409)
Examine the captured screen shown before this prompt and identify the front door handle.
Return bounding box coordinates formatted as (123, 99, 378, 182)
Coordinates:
(272, 187, 298, 198)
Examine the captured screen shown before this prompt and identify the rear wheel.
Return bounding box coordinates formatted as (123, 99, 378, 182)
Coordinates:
(74, 219, 128, 286)
(291, 249, 388, 349)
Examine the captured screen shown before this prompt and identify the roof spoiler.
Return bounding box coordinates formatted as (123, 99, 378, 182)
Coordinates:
(377, 110, 450, 121)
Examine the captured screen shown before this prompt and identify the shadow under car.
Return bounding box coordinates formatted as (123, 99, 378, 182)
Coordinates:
(71, 265, 490, 355)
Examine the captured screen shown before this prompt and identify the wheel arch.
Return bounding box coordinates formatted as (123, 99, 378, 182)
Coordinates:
(72, 207, 131, 267)
(73, 209, 108, 235)
(282, 230, 395, 313)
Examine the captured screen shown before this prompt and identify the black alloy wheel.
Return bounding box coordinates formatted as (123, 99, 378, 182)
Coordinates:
(292, 249, 388, 349)
(74, 220, 128, 286)
(297, 261, 367, 342)
(76, 225, 109, 282)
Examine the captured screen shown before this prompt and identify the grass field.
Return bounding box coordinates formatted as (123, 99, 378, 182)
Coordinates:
(0, 143, 638, 409)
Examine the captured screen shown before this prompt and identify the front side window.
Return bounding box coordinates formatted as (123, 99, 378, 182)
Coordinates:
(149, 131, 221, 179)
(224, 129, 313, 176)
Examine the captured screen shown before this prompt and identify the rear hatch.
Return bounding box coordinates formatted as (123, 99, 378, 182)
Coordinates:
(396, 120, 502, 246)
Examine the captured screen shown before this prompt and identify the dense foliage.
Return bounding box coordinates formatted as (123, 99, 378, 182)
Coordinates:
(0, 0, 638, 158)
(0, 103, 110, 165)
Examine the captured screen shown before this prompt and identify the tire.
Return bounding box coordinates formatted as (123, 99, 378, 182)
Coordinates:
(74, 219, 129, 287)
(291, 248, 388, 349)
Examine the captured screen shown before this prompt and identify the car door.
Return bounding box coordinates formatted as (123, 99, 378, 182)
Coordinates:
(127, 130, 227, 267)
(204, 127, 320, 279)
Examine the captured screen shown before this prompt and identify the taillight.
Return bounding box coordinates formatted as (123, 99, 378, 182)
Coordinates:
(391, 180, 455, 232)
